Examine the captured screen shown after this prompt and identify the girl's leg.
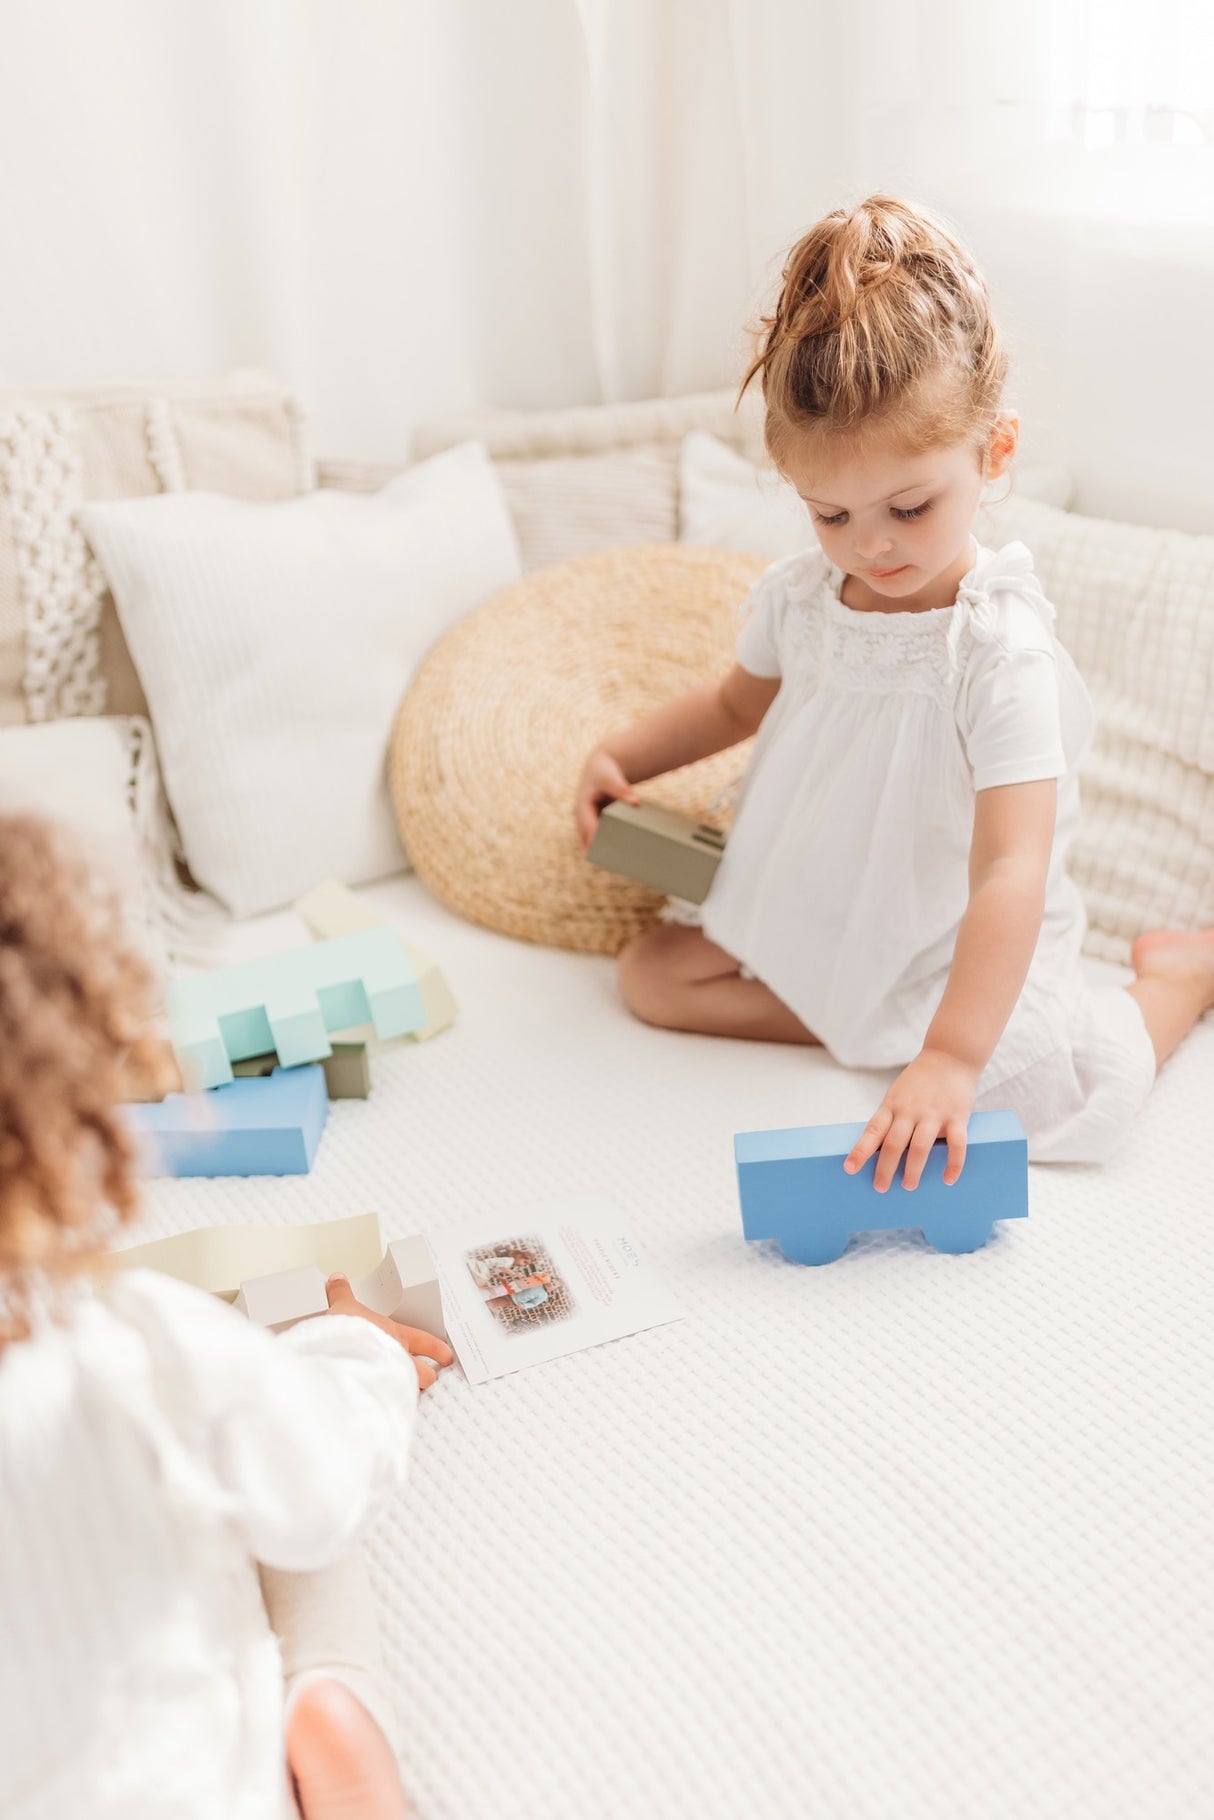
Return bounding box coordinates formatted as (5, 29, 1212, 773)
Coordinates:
(618, 923, 818, 1044)
(259, 1558, 407, 1820)
(1127, 928, 1214, 1065)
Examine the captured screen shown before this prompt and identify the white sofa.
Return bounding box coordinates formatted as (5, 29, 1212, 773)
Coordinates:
(9, 384, 1214, 1818)
(137, 875, 1212, 1820)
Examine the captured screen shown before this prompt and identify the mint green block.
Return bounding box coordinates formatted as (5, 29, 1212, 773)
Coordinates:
(168, 926, 423, 1090)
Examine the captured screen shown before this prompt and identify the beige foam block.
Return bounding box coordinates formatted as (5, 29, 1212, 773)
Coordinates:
(294, 879, 383, 940)
(587, 799, 725, 905)
(398, 937, 457, 1043)
(293, 880, 456, 1043)
(109, 1211, 384, 1301)
(233, 1043, 372, 1100)
(352, 1234, 446, 1341)
(234, 1263, 329, 1332)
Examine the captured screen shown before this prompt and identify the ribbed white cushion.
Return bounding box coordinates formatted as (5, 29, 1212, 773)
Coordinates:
(320, 448, 679, 572)
(494, 450, 678, 571)
(80, 443, 521, 918)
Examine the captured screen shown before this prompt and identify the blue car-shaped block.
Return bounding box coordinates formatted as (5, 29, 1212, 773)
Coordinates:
(736, 1108, 1028, 1264)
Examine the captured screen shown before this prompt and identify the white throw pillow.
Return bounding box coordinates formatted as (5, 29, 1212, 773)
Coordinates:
(0, 717, 171, 970)
(81, 442, 521, 918)
(678, 430, 1076, 559)
(678, 432, 810, 558)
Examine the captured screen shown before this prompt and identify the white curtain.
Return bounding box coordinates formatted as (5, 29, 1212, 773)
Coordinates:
(0, 0, 1210, 528)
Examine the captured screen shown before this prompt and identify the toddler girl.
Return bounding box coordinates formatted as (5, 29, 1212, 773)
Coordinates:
(577, 195, 1214, 1182)
(0, 814, 453, 1819)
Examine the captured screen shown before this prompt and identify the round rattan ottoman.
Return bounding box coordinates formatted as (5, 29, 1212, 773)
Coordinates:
(389, 543, 766, 955)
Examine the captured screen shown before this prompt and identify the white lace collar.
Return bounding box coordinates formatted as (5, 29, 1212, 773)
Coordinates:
(777, 539, 1053, 704)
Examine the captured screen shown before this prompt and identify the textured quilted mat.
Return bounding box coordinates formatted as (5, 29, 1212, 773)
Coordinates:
(139, 878, 1214, 1820)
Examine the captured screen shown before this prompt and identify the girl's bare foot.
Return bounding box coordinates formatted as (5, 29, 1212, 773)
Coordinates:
(1126, 927, 1214, 1068)
(288, 1678, 407, 1820)
(1130, 927, 1214, 985)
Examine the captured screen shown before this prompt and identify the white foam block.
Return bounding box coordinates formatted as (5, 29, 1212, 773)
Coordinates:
(234, 1262, 329, 1332)
(352, 1235, 447, 1342)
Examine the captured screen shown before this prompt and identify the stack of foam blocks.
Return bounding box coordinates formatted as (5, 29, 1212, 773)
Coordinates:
(119, 885, 456, 1340)
(126, 881, 456, 1180)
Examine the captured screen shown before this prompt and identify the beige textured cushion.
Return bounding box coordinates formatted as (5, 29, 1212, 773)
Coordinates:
(0, 373, 310, 724)
(411, 387, 765, 463)
(973, 493, 1214, 959)
(390, 544, 764, 954)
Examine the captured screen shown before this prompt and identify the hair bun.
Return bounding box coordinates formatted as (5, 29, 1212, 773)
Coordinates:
(740, 194, 1006, 452)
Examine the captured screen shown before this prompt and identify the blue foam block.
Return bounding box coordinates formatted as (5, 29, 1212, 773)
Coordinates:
(167, 926, 424, 1089)
(735, 1108, 1028, 1264)
(125, 1065, 329, 1177)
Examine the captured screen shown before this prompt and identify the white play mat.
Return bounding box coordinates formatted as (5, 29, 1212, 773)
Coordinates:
(138, 876, 1214, 1820)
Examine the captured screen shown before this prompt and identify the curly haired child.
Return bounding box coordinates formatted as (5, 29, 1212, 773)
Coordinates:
(0, 814, 453, 1819)
(577, 195, 1214, 1183)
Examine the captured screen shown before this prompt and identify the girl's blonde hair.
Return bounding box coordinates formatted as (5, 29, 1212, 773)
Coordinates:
(0, 816, 173, 1341)
(740, 194, 1007, 467)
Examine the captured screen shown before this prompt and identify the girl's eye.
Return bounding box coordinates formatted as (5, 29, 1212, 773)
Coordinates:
(812, 501, 931, 527)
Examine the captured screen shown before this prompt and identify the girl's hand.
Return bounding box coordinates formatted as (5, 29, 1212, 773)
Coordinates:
(843, 1049, 979, 1193)
(575, 746, 641, 852)
(325, 1274, 456, 1391)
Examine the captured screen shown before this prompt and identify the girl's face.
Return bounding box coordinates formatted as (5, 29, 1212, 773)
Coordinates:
(781, 416, 1018, 610)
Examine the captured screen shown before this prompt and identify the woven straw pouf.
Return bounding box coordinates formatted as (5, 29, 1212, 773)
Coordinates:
(389, 544, 767, 954)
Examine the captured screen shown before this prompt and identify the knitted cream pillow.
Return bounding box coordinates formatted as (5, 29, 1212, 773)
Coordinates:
(390, 545, 765, 954)
(0, 373, 309, 726)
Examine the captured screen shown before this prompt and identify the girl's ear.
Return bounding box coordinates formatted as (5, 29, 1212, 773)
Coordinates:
(986, 411, 1020, 478)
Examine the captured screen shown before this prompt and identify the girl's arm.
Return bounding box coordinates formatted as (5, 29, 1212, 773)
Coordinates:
(845, 778, 1057, 1190)
(575, 665, 779, 850)
(111, 1270, 422, 1573)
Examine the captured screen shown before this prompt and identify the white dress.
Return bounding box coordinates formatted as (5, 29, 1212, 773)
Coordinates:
(700, 539, 1156, 1163)
(0, 1269, 417, 1820)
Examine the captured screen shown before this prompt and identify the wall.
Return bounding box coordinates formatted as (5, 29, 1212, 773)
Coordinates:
(0, 0, 1210, 533)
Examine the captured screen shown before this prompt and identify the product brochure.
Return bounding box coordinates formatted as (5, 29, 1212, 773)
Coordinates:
(425, 1194, 684, 1385)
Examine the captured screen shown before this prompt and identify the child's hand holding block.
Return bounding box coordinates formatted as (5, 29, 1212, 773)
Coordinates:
(586, 800, 726, 904)
(736, 1108, 1028, 1264)
(231, 1237, 447, 1344)
(350, 1235, 446, 1341)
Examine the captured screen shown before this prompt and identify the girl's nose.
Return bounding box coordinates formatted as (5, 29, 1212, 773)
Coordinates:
(854, 533, 894, 560)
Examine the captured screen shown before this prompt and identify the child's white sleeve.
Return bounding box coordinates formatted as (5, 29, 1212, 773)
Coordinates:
(734, 565, 787, 679)
(960, 634, 1068, 793)
(107, 1269, 418, 1573)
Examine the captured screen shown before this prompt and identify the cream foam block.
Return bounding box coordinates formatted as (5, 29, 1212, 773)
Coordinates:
(109, 1211, 385, 1302)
